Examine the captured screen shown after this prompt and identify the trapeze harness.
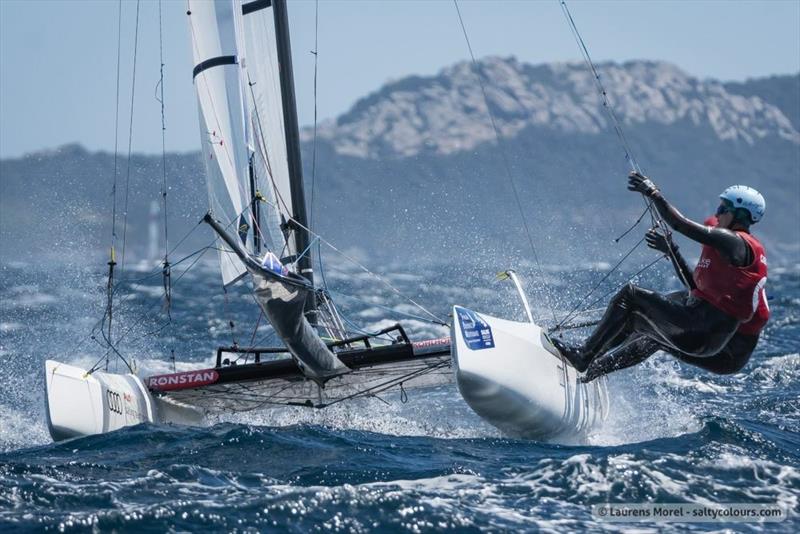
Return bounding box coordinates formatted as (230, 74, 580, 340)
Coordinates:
(570, 210, 769, 381)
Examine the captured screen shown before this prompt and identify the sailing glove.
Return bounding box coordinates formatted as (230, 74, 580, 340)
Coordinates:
(645, 229, 675, 254)
(627, 172, 659, 197)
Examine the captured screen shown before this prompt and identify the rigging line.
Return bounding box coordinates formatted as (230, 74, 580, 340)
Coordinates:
(247, 85, 294, 240)
(583, 254, 664, 312)
(109, 0, 123, 252)
(453, 0, 558, 327)
(557, 0, 693, 306)
(320, 359, 451, 408)
(308, 0, 329, 304)
(222, 190, 447, 326)
(249, 309, 264, 348)
(91, 312, 136, 374)
(305, 226, 446, 325)
(554, 234, 647, 330)
(309, 0, 319, 232)
(242, 68, 295, 262)
(614, 202, 653, 243)
(104, 246, 212, 329)
(102, 233, 209, 325)
(558, 0, 659, 227)
(157, 0, 171, 318)
(328, 289, 448, 327)
(120, 0, 142, 274)
(81, 221, 212, 357)
(114, 245, 210, 287)
(559, 0, 641, 175)
(104, 0, 124, 372)
(291, 236, 319, 270)
(96, 245, 213, 355)
(95, 220, 232, 348)
(109, 221, 205, 290)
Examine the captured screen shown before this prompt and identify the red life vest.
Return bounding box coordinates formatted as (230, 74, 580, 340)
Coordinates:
(692, 228, 769, 335)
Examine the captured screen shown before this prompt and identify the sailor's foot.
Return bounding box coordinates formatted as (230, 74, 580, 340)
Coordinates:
(550, 337, 590, 373)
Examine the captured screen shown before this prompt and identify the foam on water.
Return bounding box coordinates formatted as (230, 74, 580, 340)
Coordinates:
(1, 261, 798, 530)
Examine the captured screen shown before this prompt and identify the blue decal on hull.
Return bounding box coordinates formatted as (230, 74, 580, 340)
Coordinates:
(456, 307, 495, 350)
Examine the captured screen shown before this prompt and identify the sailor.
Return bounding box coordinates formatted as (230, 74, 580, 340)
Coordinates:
(552, 173, 769, 381)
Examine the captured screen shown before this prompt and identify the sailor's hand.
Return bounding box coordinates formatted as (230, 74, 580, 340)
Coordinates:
(627, 172, 659, 197)
(645, 229, 674, 254)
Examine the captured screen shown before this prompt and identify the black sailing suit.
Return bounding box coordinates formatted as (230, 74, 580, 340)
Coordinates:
(554, 183, 760, 382)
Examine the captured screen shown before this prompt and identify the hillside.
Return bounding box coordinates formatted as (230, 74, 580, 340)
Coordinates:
(1, 60, 798, 268)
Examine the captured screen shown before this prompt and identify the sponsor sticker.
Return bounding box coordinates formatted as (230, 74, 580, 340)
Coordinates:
(412, 337, 450, 349)
(147, 369, 219, 391)
(456, 307, 494, 350)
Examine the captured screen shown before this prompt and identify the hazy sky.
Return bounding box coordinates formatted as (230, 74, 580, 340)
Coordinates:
(1, 0, 798, 158)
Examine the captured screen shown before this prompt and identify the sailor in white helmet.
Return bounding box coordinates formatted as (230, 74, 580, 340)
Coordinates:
(553, 175, 770, 382)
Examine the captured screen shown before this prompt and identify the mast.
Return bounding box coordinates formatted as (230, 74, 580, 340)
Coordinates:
(272, 0, 314, 290)
(248, 155, 261, 254)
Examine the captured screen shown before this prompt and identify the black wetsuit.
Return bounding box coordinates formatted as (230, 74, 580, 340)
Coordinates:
(555, 190, 760, 381)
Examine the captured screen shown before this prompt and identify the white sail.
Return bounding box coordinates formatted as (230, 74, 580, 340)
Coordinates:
(239, 0, 297, 261)
(187, 0, 252, 286)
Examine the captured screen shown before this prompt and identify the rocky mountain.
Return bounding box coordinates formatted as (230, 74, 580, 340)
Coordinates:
(2, 59, 798, 269)
(725, 73, 800, 132)
(307, 59, 798, 157)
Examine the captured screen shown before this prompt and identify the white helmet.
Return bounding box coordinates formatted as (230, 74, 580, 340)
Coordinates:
(720, 185, 765, 224)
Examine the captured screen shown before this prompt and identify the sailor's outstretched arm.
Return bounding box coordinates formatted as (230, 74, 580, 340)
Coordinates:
(627, 173, 750, 266)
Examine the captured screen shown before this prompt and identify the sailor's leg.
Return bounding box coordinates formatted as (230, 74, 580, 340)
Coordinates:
(580, 283, 645, 362)
(627, 289, 738, 357)
(551, 284, 648, 372)
(673, 333, 758, 374)
(553, 287, 725, 373)
(581, 336, 661, 382)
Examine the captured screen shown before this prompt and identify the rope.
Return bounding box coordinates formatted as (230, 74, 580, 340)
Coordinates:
(156, 0, 172, 318)
(109, 0, 123, 253)
(309, 0, 320, 232)
(86, 214, 243, 367)
(453, 0, 558, 327)
(77, 227, 199, 357)
(104, 0, 124, 372)
(89, 244, 214, 366)
(553, 0, 691, 326)
(120, 0, 141, 274)
(559, 1, 641, 175)
(319, 359, 451, 408)
(583, 254, 665, 312)
(328, 289, 447, 327)
(554, 235, 647, 330)
(554, 246, 666, 331)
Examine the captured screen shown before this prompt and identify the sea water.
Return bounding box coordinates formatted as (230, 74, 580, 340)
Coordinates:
(0, 258, 798, 531)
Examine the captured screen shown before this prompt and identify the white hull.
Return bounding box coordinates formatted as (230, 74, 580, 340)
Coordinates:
(450, 306, 609, 440)
(44, 360, 204, 441)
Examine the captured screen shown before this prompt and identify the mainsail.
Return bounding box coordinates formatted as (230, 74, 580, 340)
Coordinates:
(188, 0, 348, 379)
(187, 0, 252, 286)
(239, 0, 296, 260)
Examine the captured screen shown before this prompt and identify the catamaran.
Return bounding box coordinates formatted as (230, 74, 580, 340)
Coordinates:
(43, 0, 609, 443)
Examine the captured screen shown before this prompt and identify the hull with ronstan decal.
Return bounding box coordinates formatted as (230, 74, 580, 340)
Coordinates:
(44, 360, 205, 441)
(43, 336, 452, 441)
